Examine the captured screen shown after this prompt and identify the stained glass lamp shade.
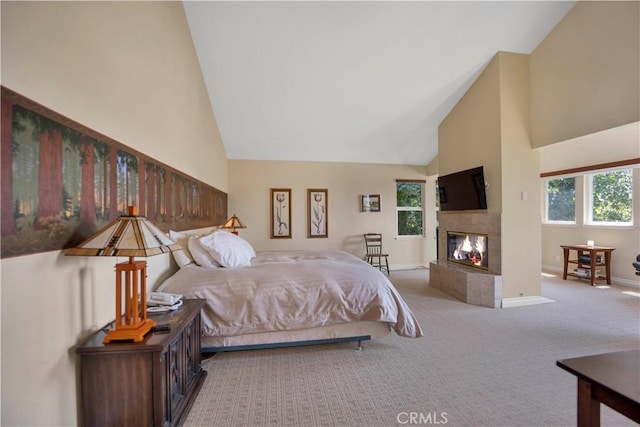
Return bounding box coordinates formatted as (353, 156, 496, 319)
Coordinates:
(222, 214, 246, 235)
(64, 206, 179, 343)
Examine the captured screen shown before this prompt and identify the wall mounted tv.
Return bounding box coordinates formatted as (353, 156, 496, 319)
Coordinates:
(437, 166, 488, 211)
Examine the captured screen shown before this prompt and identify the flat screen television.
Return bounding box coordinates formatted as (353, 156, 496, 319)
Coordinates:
(437, 166, 488, 211)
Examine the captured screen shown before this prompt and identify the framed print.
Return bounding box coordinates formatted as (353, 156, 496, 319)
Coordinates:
(361, 194, 380, 212)
(307, 189, 328, 238)
(270, 188, 291, 238)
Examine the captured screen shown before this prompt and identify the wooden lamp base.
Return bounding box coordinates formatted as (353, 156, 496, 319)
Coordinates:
(104, 319, 155, 343)
(103, 258, 155, 344)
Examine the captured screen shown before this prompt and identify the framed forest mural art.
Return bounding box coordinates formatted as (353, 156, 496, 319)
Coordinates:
(0, 86, 227, 258)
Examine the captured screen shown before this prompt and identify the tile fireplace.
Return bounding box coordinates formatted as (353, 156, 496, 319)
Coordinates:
(430, 212, 502, 308)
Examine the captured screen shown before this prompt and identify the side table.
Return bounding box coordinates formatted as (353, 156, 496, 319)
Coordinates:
(561, 245, 615, 286)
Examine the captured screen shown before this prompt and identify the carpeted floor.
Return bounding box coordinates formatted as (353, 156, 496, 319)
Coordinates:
(184, 269, 640, 427)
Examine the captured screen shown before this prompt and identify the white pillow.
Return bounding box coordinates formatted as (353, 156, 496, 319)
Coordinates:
(199, 230, 255, 268)
(168, 230, 195, 268)
(187, 236, 221, 268)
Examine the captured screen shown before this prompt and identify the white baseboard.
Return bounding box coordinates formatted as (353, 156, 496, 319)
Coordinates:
(391, 264, 428, 271)
(501, 296, 556, 308)
(542, 264, 640, 289)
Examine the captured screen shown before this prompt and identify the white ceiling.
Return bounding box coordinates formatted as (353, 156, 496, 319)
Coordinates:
(184, 1, 576, 166)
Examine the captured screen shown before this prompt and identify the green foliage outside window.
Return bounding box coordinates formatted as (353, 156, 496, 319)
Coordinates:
(397, 182, 423, 236)
(591, 169, 633, 222)
(547, 177, 575, 222)
(397, 183, 422, 208)
(398, 211, 423, 235)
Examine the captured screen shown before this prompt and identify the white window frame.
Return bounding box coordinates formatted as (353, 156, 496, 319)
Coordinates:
(543, 175, 577, 225)
(584, 166, 634, 227)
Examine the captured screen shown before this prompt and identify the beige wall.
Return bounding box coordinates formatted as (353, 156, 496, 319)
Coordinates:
(0, 2, 227, 425)
(530, 1, 640, 148)
(438, 52, 543, 299)
(539, 125, 640, 285)
(228, 160, 432, 268)
(438, 55, 503, 212)
(498, 53, 542, 299)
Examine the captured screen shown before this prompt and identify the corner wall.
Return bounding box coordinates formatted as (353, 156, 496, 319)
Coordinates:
(0, 2, 227, 425)
(499, 53, 541, 299)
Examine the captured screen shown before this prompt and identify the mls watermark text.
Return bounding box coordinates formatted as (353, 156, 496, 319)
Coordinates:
(397, 411, 448, 425)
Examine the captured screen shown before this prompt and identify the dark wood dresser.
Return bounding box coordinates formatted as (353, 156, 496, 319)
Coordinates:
(76, 299, 207, 427)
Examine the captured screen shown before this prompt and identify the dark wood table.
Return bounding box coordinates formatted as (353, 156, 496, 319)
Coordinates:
(557, 349, 640, 426)
(561, 245, 615, 286)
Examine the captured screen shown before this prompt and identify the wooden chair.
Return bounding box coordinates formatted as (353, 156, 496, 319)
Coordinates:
(364, 233, 390, 275)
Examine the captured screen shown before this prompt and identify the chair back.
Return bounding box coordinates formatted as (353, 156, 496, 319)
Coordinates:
(364, 233, 384, 256)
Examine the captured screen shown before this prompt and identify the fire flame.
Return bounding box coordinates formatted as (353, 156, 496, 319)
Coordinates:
(453, 234, 485, 267)
(461, 235, 472, 252)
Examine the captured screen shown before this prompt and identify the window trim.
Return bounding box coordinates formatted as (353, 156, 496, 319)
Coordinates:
(541, 163, 637, 228)
(583, 167, 634, 227)
(396, 181, 425, 237)
(540, 158, 639, 178)
(542, 175, 577, 225)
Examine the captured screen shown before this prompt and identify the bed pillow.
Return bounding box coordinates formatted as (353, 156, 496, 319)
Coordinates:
(199, 230, 255, 268)
(188, 236, 221, 268)
(168, 230, 196, 268)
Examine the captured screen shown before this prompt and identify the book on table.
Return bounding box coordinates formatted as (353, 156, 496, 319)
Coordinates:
(574, 267, 601, 278)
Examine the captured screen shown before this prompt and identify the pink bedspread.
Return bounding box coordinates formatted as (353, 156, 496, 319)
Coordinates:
(160, 250, 424, 338)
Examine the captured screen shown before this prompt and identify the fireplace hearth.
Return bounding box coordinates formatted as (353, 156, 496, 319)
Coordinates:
(447, 231, 488, 270)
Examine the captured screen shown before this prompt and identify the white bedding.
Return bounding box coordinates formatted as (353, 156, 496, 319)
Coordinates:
(160, 250, 424, 339)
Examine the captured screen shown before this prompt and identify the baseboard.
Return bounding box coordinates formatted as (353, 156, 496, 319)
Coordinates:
(542, 264, 640, 289)
(615, 277, 640, 289)
(501, 296, 556, 308)
(391, 263, 428, 271)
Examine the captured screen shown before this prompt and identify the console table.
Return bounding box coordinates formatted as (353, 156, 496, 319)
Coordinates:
(561, 245, 615, 286)
(77, 299, 206, 427)
(557, 349, 640, 426)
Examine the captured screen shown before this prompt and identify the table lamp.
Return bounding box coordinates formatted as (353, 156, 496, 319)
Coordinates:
(222, 213, 246, 235)
(64, 206, 179, 343)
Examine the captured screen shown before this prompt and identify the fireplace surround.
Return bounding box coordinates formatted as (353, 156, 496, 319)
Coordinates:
(430, 212, 502, 308)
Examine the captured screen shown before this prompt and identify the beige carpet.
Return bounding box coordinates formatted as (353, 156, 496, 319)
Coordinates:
(184, 269, 640, 427)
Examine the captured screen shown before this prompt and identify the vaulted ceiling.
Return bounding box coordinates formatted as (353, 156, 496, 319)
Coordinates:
(184, 1, 576, 166)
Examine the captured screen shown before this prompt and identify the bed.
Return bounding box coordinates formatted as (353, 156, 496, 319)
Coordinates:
(160, 230, 424, 352)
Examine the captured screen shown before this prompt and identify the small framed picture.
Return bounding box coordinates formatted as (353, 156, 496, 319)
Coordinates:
(308, 189, 328, 238)
(270, 188, 291, 238)
(361, 194, 380, 212)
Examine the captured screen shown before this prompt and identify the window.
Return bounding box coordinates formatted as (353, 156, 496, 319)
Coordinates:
(545, 177, 576, 223)
(542, 164, 636, 227)
(396, 181, 424, 236)
(586, 168, 633, 225)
